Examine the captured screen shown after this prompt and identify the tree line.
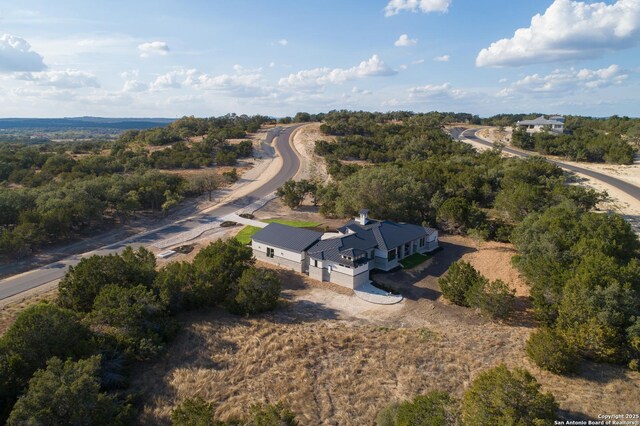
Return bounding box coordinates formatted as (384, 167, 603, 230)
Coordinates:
(0, 114, 269, 260)
(0, 240, 282, 424)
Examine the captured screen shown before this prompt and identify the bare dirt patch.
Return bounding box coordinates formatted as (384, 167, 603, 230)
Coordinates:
(291, 123, 330, 182)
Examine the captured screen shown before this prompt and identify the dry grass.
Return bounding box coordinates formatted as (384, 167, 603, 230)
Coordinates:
(134, 300, 640, 424)
(0, 288, 58, 335)
(134, 312, 524, 425)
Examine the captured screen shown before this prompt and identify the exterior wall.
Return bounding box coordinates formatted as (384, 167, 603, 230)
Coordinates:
(252, 241, 303, 263)
(253, 249, 304, 273)
(309, 264, 325, 282)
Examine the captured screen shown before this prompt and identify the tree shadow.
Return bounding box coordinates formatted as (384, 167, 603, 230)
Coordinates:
(371, 240, 476, 302)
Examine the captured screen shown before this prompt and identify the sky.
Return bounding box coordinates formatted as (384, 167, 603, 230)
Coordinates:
(0, 0, 639, 118)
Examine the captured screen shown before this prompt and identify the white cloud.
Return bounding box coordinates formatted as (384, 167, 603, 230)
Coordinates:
(384, 0, 451, 16)
(278, 39, 288, 46)
(394, 34, 418, 47)
(122, 80, 148, 92)
(497, 64, 628, 97)
(138, 41, 170, 58)
(409, 82, 466, 99)
(412, 59, 425, 65)
(477, 0, 640, 67)
(434, 54, 450, 62)
(351, 86, 372, 95)
(278, 54, 397, 88)
(269, 62, 276, 68)
(14, 69, 99, 88)
(150, 70, 184, 90)
(148, 67, 271, 98)
(0, 34, 46, 72)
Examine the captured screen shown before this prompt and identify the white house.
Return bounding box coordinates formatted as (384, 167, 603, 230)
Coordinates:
(251, 209, 439, 289)
(516, 116, 564, 134)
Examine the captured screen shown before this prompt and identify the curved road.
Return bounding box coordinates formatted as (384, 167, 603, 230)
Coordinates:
(0, 125, 303, 301)
(460, 128, 640, 204)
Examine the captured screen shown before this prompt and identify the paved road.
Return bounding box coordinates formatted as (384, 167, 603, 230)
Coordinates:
(459, 128, 640, 204)
(0, 125, 303, 301)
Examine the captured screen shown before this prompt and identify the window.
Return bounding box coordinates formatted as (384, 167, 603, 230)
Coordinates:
(313, 259, 318, 267)
(387, 249, 396, 261)
(419, 237, 425, 247)
(266, 247, 274, 258)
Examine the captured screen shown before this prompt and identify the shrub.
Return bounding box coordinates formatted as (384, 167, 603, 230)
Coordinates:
(248, 402, 297, 426)
(91, 285, 175, 360)
(58, 246, 157, 312)
(468, 279, 515, 319)
(227, 267, 282, 315)
(375, 402, 400, 426)
(438, 261, 487, 307)
(461, 364, 557, 426)
(171, 397, 218, 426)
(397, 392, 458, 426)
(526, 328, 578, 374)
(8, 356, 122, 426)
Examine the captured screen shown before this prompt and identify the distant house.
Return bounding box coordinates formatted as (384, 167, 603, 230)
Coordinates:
(516, 115, 564, 134)
(251, 209, 438, 289)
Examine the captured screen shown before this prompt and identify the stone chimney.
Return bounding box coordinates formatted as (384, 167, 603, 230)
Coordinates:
(358, 209, 369, 225)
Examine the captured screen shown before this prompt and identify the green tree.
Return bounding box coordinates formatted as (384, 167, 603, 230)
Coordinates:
(8, 356, 122, 426)
(276, 180, 306, 209)
(195, 173, 220, 201)
(171, 397, 218, 426)
(526, 328, 578, 375)
(461, 364, 557, 426)
(153, 261, 197, 313)
(192, 239, 255, 306)
(58, 246, 157, 312)
(91, 285, 174, 360)
(376, 391, 459, 426)
(436, 197, 485, 233)
(466, 279, 515, 320)
(227, 267, 281, 315)
(438, 261, 487, 307)
(0, 302, 94, 421)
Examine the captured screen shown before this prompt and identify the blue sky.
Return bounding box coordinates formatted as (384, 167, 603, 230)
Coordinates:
(0, 0, 638, 117)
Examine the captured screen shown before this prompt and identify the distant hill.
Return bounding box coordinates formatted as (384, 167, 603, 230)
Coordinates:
(0, 117, 175, 131)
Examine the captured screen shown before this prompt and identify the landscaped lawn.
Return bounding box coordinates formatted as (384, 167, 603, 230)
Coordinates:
(399, 252, 432, 269)
(262, 219, 321, 227)
(235, 219, 322, 245)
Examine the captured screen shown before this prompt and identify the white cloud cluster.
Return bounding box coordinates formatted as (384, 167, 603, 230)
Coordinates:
(278, 39, 288, 46)
(278, 54, 396, 88)
(384, 0, 451, 16)
(497, 64, 628, 97)
(0, 34, 46, 72)
(477, 0, 640, 67)
(394, 34, 417, 47)
(148, 67, 270, 98)
(15, 69, 99, 88)
(433, 54, 450, 62)
(409, 82, 466, 99)
(138, 41, 170, 58)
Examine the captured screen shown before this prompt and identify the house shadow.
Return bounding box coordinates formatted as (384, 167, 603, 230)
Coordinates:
(371, 240, 476, 302)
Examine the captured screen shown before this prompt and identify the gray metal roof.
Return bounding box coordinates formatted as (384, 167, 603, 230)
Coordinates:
(309, 218, 436, 265)
(342, 219, 435, 252)
(251, 223, 322, 252)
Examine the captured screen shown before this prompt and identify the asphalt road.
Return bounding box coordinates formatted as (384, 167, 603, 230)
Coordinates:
(0, 125, 303, 301)
(460, 128, 640, 204)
